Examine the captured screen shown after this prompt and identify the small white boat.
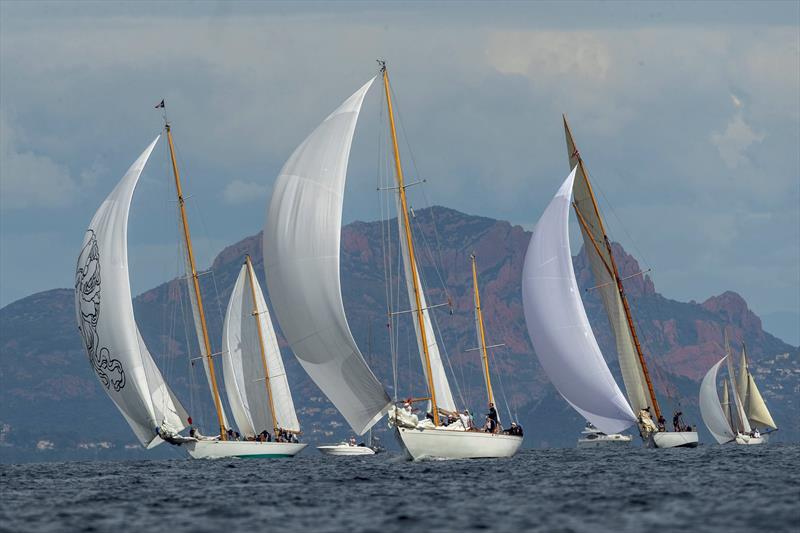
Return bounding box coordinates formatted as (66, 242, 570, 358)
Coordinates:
(187, 440, 306, 459)
(699, 335, 774, 446)
(317, 442, 376, 456)
(577, 423, 632, 448)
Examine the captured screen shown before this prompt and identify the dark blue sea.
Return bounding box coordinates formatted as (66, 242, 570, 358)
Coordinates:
(1, 445, 798, 532)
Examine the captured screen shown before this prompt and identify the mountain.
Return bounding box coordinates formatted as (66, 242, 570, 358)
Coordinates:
(1, 206, 797, 462)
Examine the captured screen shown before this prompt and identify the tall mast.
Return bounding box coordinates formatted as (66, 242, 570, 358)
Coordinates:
(244, 255, 279, 435)
(471, 253, 495, 407)
(563, 115, 662, 421)
(165, 123, 227, 440)
(381, 62, 440, 425)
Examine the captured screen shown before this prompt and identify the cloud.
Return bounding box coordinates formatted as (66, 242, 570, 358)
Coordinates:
(0, 114, 78, 209)
(710, 113, 765, 169)
(222, 179, 271, 205)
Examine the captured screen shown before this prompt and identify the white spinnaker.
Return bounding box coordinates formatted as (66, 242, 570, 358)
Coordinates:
(395, 207, 458, 413)
(699, 356, 735, 444)
(745, 374, 777, 430)
(565, 121, 654, 415)
(264, 78, 391, 435)
(522, 167, 637, 435)
(222, 264, 300, 437)
(75, 137, 190, 448)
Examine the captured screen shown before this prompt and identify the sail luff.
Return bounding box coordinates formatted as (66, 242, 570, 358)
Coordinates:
(563, 115, 660, 420)
(382, 65, 442, 422)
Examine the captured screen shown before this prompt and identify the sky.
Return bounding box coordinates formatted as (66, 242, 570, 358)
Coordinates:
(1, 1, 798, 344)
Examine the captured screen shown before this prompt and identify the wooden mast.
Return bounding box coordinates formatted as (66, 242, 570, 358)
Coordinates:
(381, 62, 439, 426)
(471, 253, 495, 407)
(165, 123, 227, 440)
(563, 115, 662, 421)
(244, 255, 279, 436)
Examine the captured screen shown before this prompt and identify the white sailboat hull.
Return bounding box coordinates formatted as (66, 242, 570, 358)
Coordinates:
(395, 427, 523, 460)
(734, 433, 766, 445)
(317, 444, 376, 456)
(650, 431, 699, 449)
(185, 440, 307, 459)
(577, 433, 633, 448)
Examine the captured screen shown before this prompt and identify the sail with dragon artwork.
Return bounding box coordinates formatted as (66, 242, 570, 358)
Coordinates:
(264, 62, 523, 460)
(75, 115, 305, 459)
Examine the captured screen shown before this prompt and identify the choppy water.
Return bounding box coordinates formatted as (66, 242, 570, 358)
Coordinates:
(1, 444, 798, 532)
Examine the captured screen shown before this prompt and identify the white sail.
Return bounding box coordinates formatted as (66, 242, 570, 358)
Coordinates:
(699, 356, 735, 444)
(522, 167, 637, 435)
(720, 380, 731, 427)
(726, 351, 751, 434)
(264, 78, 392, 435)
(396, 208, 458, 413)
(75, 137, 190, 448)
(746, 373, 777, 430)
(736, 347, 749, 407)
(564, 120, 654, 416)
(222, 264, 300, 437)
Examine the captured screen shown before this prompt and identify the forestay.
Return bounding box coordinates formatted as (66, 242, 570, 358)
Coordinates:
(522, 167, 636, 435)
(564, 120, 654, 415)
(222, 264, 299, 437)
(264, 78, 392, 435)
(699, 356, 735, 444)
(396, 206, 458, 413)
(74, 137, 190, 448)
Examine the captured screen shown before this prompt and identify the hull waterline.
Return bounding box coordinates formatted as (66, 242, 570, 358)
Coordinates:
(649, 431, 699, 449)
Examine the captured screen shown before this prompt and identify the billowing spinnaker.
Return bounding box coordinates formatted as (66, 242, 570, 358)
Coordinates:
(522, 167, 636, 435)
(699, 356, 735, 444)
(264, 78, 391, 435)
(396, 206, 458, 413)
(75, 136, 190, 448)
(564, 119, 654, 415)
(745, 374, 776, 430)
(222, 264, 300, 438)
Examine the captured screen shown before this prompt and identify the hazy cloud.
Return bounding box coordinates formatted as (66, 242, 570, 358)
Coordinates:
(222, 179, 271, 205)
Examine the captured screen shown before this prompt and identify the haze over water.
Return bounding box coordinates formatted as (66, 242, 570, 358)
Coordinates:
(2, 445, 797, 532)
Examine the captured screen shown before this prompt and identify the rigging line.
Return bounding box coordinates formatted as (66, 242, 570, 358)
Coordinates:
(410, 205, 452, 306)
(489, 347, 514, 424)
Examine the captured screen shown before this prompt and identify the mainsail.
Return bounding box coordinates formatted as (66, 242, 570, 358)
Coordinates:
(396, 209, 458, 413)
(75, 137, 190, 448)
(725, 342, 751, 434)
(721, 380, 731, 426)
(263, 78, 392, 435)
(699, 356, 735, 444)
(564, 117, 656, 416)
(222, 261, 300, 437)
(522, 167, 637, 435)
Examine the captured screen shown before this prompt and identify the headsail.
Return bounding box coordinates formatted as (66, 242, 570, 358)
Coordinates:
(264, 78, 391, 435)
(699, 356, 735, 444)
(522, 167, 637, 435)
(75, 137, 190, 448)
(396, 209, 458, 413)
(725, 339, 751, 434)
(222, 262, 299, 437)
(735, 346, 749, 407)
(745, 373, 777, 430)
(564, 117, 656, 416)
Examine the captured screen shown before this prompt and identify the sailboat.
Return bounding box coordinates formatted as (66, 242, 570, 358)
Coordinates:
(521, 118, 698, 449)
(699, 335, 776, 445)
(76, 116, 304, 458)
(263, 62, 522, 460)
(736, 343, 777, 437)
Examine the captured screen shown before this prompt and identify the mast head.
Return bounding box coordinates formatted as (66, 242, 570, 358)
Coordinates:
(376, 58, 387, 74)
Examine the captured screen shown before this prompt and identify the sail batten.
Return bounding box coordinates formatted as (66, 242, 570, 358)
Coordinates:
(522, 167, 637, 435)
(75, 136, 189, 448)
(264, 78, 392, 435)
